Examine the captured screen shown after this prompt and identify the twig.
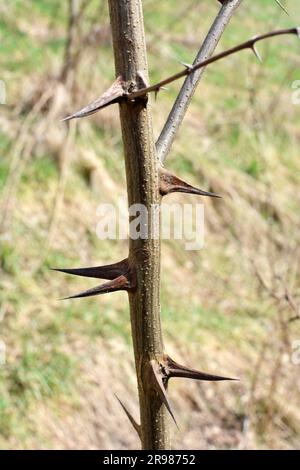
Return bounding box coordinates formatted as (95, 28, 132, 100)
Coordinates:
(285, 289, 300, 323)
(128, 27, 300, 101)
(156, 0, 243, 163)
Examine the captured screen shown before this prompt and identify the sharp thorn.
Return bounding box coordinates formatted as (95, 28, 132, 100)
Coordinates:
(275, 0, 289, 15)
(251, 44, 263, 63)
(51, 259, 129, 281)
(289, 315, 300, 323)
(159, 167, 221, 198)
(61, 274, 132, 300)
(180, 61, 193, 72)
(61, 76, 126, 121)
(149, 360, 179, 429)
(163, 355, 238, 382)
(114, 394, 141, 437)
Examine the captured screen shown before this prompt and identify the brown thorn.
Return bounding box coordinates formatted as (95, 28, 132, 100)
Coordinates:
(114, 394, 141, 437)
(159, 167, 221, 198)
(52, 258, 129, 281)
(61, 267, 136, 300)
(163, 355, 238, 382)
(61, 76, 126, 121)
(61, 275, 129, 300)
(149, 360, 178, 428)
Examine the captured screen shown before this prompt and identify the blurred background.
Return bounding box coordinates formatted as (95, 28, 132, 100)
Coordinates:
(0, 0, 300, 449)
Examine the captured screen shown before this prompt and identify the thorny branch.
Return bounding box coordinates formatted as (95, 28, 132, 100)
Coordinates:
(156, 0, 243, 163)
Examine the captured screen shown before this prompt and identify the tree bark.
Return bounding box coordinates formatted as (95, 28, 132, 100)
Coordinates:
(108, 0, 169, 450)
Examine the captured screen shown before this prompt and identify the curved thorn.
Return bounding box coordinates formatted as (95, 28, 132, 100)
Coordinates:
(159, 167, 221, 198)
(163, 355, 238, 382)
(51, 258, 129, 281)
(61, 274, 131, 300)
(149, 360, 179, 429)
(61, 76, 126, 121)
(115, 394, 141, 437)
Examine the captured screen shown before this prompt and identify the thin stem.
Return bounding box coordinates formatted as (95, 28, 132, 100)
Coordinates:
(156, 0, 243, 163)
(62, 27, 300, 124)
(127, 27, 299, 101)
(108, 0, 169, 450)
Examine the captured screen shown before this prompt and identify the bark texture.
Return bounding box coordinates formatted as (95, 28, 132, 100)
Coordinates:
(108, 0, 168, 449)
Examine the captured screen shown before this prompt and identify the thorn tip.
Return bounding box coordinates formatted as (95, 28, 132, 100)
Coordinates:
(61, 76, 126, 121)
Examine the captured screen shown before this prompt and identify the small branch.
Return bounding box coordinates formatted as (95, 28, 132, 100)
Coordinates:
(275, 0, 289, 15)
(128, 27, 300, 102)
(62, 28, 300, 124)
(115, 395, 141, 437)
(156, 0, 243, 163)
(60, 0, 80, 85)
